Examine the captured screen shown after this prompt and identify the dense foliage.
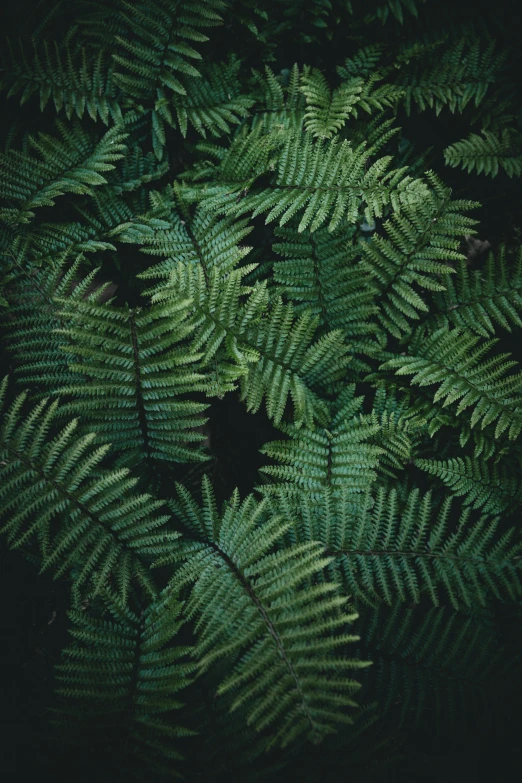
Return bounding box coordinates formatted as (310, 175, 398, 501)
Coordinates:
(1, 1, 521, 780)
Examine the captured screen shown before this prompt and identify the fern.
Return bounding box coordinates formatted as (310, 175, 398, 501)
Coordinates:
(0, 119, 127, 224)
(275, 486, 522, 609)
(1, 2, 522, 778)
(427, 245, 522, 337)
(364, 0, 425, 26)
(159, 476, 370, 749)
(391, 35, 507, 116)
(135, 191, 254, 289)
(0, 378, 178, 600)
(414, 455, 522, 515)
(152, 262, 352, 426)
(259, 386, 382, 499)
(444, 128, 522, 178)
(357, 171, 479, 339)
(380, 327, 522, 439)
(174, 57, 255, 139)
(250, 63, 306, 135)
(54, 294, 209, 470)
(180, 124, 430, 233)
(299, 67, 363, 139)
(53, 588, 196, 779)
(1, 39, 123, 124)
(271, 219, 379, 351)
(1, 254, 105, 395)
(77, 0, 227, 157)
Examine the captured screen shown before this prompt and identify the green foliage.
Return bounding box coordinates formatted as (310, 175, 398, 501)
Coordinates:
(54, 295, 209, 469)
(173, 57, 255, 139)
(427, 245, 522, 337)
(152, 262, 352, 426)
(0, 378, 178, 600)
(1, 40, 122, 124)
(444, 128, 522, 178)
(0, 254, 105, 394)
(414, 455, 522, 515)
(392, 36, 506, 116)
(0, 120, 127, 224)
(275, 486, 522, 609)
(1, 1, 521, 780)
(53, 588, 196, 780)
(76, 0, 228, 157)
(300, 67, 364, 139)
(357, 172, 479, 338)
(162, 476, 369, 749)
(380, 328, 522, 439)
(259, 386, 382, 499)
(270, 219, 379, 354)
(180, 123, 429, 233)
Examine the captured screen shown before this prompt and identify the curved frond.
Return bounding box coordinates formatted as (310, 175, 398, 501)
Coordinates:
(279, 486, 522, 609)
(426, 245, 522, 337)
(1, 39, 122, 124)
(55, 295, 209, 469)
(414, 455, 522, 515)
(444, 128, 522, 178)
(0, 378, 177, 599)
(153, 262, 352, 426)
(381, 328, 522, 439)
(53, 588, 195, 779)
(162, 476, 369, 749)
(180, 125, 430, 233)
(0, 120, 127, 224)
(358, 171, 479, 338)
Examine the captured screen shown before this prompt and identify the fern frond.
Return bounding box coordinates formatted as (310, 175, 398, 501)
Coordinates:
(414, 455, 522, 515)
(444, 128, 522, 178)
(337, 45, 386, 80)
(1, 39, 122, 124)
(0, 119, 127, 224)
(259, 386, 381, 499)
(368, 386, 427, 478)
(105, 144, 170, 194)
(380, 328, 522, 439)
(174, 57, 254, 138)
(153, 262, 352, 426)
(0, 378, 178, 599)
(271, 219, 379, 349)
(180, 125, 430, 233)
(427, 245, 522, 337)
(1, 254, 111, 395)
(161, 476, 369, 749)
(79, 0, 227, 157)
(54, 295, 209, 469)
(364, 0, 425, 26)
(393, 35, 506, 116)
(281, 486, 522, 609)
(250, 63, 306, 135)
(135, 191, 254, 292)
(53, 589, 196, 779)
(300, 67, 363, 139)
(357, 171, 479, 338)
(0, 183, 158, 272)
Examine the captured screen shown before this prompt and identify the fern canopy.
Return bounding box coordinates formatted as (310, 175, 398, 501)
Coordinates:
(1, 0, 521, 780)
